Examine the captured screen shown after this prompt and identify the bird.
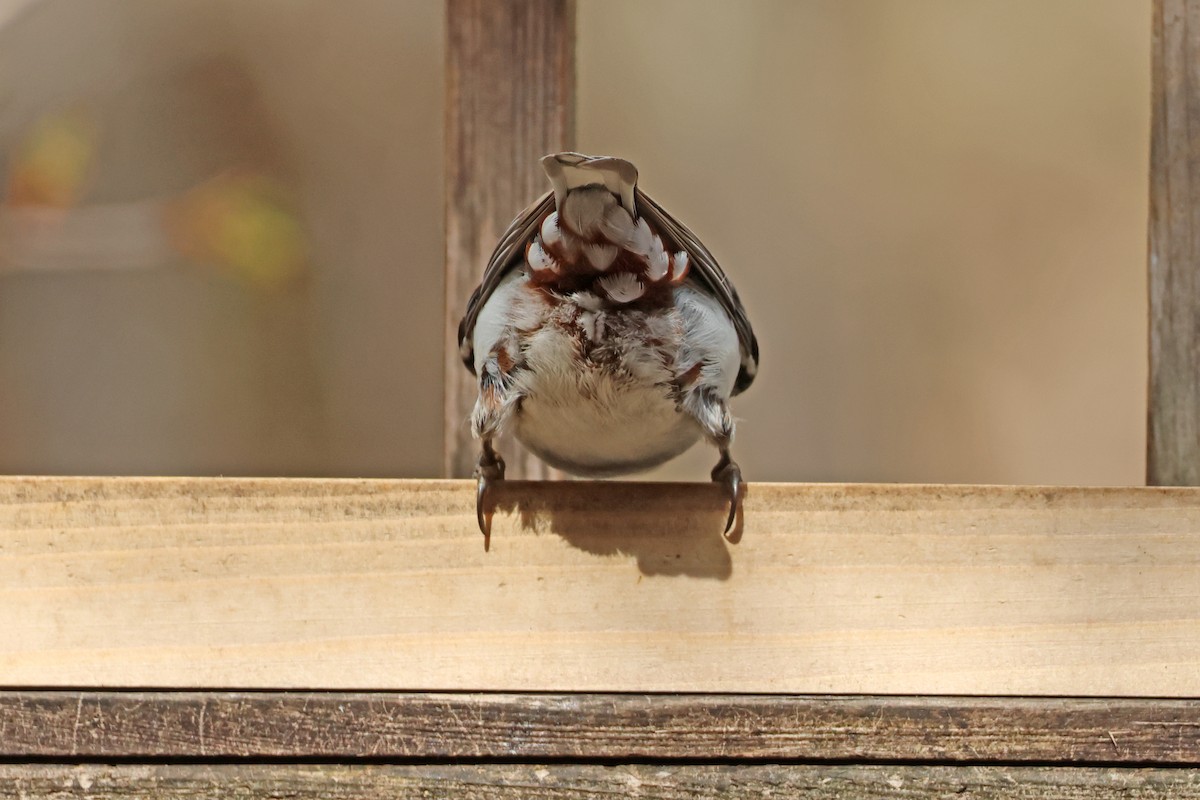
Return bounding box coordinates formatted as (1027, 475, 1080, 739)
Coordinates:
(457, 153, 758, 539)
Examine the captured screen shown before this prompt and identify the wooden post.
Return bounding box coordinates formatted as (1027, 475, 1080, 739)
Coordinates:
(1149, 0, 1200, 485)
(444, 0, 575, 479)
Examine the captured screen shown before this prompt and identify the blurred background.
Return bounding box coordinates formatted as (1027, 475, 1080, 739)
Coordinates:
(0, 0, 1149, 485)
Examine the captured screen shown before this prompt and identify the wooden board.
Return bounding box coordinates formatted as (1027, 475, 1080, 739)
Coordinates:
(2, 764, 1198, 799)
(1, 477, 1199, 694)
(444, 0, 575, 480)
(2, 691, 1198, 763)
(1149, 0, 1200, 486)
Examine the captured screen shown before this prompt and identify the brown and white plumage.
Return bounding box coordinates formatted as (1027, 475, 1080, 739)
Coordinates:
(458, 153, 759, 538)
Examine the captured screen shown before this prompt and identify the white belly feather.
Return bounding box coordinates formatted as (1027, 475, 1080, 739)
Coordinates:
(513, 322, 702, 476)
(472, 273, 740, 477)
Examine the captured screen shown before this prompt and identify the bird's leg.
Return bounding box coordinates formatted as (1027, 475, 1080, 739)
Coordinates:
(470, 345, 521, 540)
(680, 384, 743, 536)
(710, 447, 743, 535)
(475, 438, 506, 539)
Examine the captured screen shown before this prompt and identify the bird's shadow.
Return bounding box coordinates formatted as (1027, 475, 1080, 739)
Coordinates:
(488, 480, 742, 580)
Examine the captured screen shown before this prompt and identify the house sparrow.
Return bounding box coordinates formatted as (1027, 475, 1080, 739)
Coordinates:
(458, 153, 759, 538)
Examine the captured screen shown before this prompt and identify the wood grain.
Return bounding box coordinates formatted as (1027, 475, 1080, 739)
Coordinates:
(1, 477, 1199, 694)
(1, 692, 1198, 763)
(1149, 0, 1200, 485)
(444, 0, 575, 480)
(2, 764, 1198, 799)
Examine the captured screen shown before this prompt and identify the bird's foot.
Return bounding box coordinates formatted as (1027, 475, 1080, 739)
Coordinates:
(475, 443, 506, 542)
(711, 451, 743, 537)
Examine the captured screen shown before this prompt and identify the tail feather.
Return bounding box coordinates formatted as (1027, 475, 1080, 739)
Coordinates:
(541, 152, 638, 215)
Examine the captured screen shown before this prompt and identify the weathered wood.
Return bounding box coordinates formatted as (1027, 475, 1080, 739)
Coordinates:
(1149, 0, 1200, 485)
(1, 692, 1198, 764)
(444, 0, 575, 479)
(1, 477, 1199, 694)
(2, 764, 1198, 799)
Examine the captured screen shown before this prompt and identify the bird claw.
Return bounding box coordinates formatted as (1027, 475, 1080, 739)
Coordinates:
(711, 455, 743, 536)
(474, 448, 506, 541)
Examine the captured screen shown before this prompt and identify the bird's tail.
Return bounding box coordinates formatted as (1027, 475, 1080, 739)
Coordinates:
(541, 152, 638, 215)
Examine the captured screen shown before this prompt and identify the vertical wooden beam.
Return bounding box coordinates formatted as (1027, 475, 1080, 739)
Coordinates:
(444, 0, 575, 478)
(1149, 0, 1200, 485)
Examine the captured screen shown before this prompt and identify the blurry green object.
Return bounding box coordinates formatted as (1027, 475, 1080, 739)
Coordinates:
(6, 108, 97, 209)
(167, 171, 308, 290)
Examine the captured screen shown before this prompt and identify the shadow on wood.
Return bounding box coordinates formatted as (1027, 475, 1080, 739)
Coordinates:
(489, 480, 736, 579)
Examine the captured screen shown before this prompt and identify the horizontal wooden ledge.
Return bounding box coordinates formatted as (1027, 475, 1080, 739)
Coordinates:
(1, 691, 1199, 764)
(1, 477, 1199, 694)
(3, 764, 1200, 799)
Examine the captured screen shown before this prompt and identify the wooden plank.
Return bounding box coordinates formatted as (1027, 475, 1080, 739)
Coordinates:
(444, 0, 575, 480)
(1, 692, 1198, 763)
(1149, 0, 1200, 485)
(1, 477, 1199, 694)
(2, 764, 1199, 799)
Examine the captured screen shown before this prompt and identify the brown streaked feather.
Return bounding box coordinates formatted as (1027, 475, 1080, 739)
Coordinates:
(457, 185, 760, 396)
(634, 188, 758, 394)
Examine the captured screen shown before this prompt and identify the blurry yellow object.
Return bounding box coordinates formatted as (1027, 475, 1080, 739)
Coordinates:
(6, 109, 97, 208)
(167, 171, 307, 290)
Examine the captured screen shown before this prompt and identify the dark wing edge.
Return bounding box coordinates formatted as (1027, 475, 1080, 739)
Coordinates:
(456, 191, 555, 375)
(635, 187, 759, 394)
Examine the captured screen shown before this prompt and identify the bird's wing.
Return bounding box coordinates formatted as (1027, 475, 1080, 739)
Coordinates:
(635, 187, 759, 394)
(456, 190, 555, 373)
